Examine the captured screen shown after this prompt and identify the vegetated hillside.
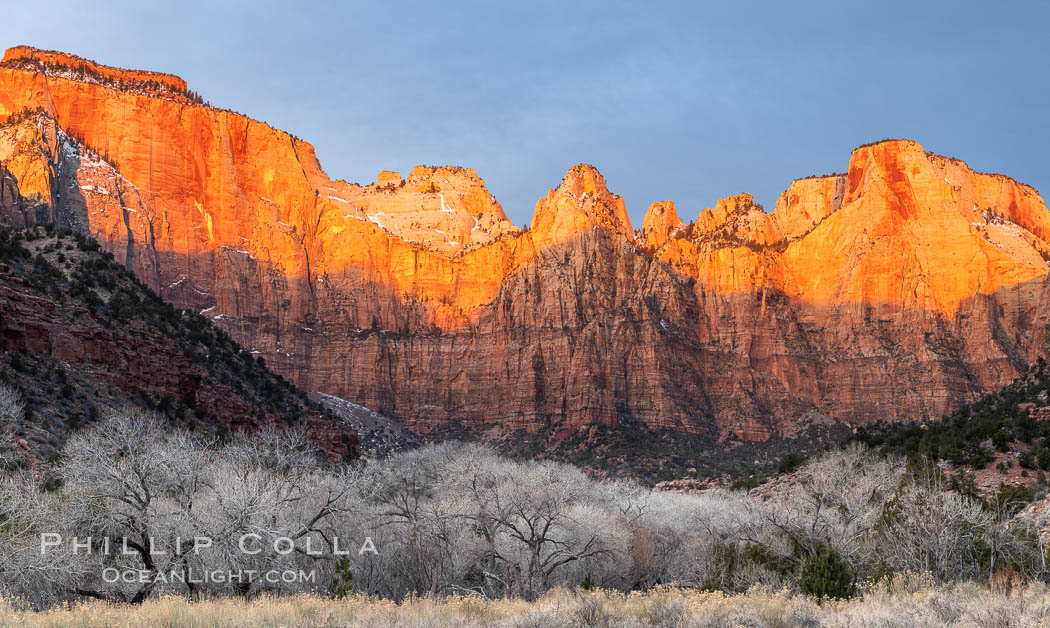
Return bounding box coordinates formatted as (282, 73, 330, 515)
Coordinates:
(0, 225, 358, 470)
(847, 356, 1050, 496)
(661, 359, 1050, 495)
(712, 357, 1050, 498)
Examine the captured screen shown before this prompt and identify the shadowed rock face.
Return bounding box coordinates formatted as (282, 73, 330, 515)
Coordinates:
(2, 49, 1050, 448)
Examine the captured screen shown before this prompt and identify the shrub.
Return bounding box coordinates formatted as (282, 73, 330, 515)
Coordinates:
(777, 452, 804, 474)
(700, 541, 738, 592)
(1037, 447, 1050, 471)
(993, 484, 1035, 514)
(799, 546, 855, 600)
(328, 556, 354, 599)
(1020, 450, 1036, 469)
(993, 430, 1013, 452)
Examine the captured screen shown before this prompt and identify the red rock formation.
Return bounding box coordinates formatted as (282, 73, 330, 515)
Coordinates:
(2, 49, 1050, 447)
(530, 164, 635, 246)
(0, 161, 21, 223)
(641, 200, 681, 250)
(326, 165, 518, 252)
(771, 174, 845, 240)
(2, 45, 192, 101)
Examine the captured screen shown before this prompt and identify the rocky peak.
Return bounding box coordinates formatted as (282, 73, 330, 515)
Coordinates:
(925, 154, 1050, 244)
(772, 174, 846, 241)
(713, 193, 761, 218)
(401, 165, 496, 203)
(778, 138, 1050, 315)
(843, 139, 932, 213)
(557, 163, 613, 198)
(838, 139, 1050, 243)
(406, 164, 480, 183)
(642, 200, 683, 250)
(1, 45, 197, 103)
(336, 164, 518, 253)
(693, 193, 781, 247)
(375, 170, 402, 187)
(530, 164, 634, 246)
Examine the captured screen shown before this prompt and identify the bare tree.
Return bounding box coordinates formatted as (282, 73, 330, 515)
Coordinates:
(0, 473, 82, 608)
(752, 445, 901, 574)
(57, 411, 215, 603)
(875, 483, 990, 582)
(0, 382, 25, 424)
(0, 382, 28, 471)
(200, 427, 365, 598)
(52, 413, 363, 603)
(462, 459, 612, 599)
(9, 416, 1050, 610)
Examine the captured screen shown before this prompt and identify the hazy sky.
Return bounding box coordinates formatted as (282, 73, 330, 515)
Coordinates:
(6, 1, 1047, 226)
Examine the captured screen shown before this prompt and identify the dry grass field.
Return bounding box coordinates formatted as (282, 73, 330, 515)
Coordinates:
(3, 576, 1049, 628)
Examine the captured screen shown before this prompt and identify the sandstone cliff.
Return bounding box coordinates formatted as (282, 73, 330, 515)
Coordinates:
(2, 47, 1049, 450)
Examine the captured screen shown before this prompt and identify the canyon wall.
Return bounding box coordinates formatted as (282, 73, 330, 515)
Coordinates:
(2, 47, 1049, 446)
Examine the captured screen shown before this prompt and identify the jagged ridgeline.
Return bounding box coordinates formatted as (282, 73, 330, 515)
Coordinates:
(0, 225, 357, 467)
(3, 44, 1050, 466)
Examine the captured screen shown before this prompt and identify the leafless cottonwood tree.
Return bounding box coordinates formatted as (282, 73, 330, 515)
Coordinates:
(874, 481, 990, 581)
(757, 445, 902, 570)
(453, 451, 613, 600)
(0, 473, 81, 608)
(354, 444, 616, 600)
(0, 382, 27, 470)
(57, 412, 214, 603)
(0, 382, 25, 425)
(193, 427, 366, 599)
(9, 412, 364, 605)
(368, 444, 475, 597)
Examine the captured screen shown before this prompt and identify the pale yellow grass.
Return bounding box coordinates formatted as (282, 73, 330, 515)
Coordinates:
(3, 578, 1050, 627)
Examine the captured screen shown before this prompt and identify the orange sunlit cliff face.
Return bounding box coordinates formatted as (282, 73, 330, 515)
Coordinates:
(2, 46, 1049, 445)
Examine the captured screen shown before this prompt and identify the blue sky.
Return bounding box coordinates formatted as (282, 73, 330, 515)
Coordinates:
(6, 1, 1048, 226)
